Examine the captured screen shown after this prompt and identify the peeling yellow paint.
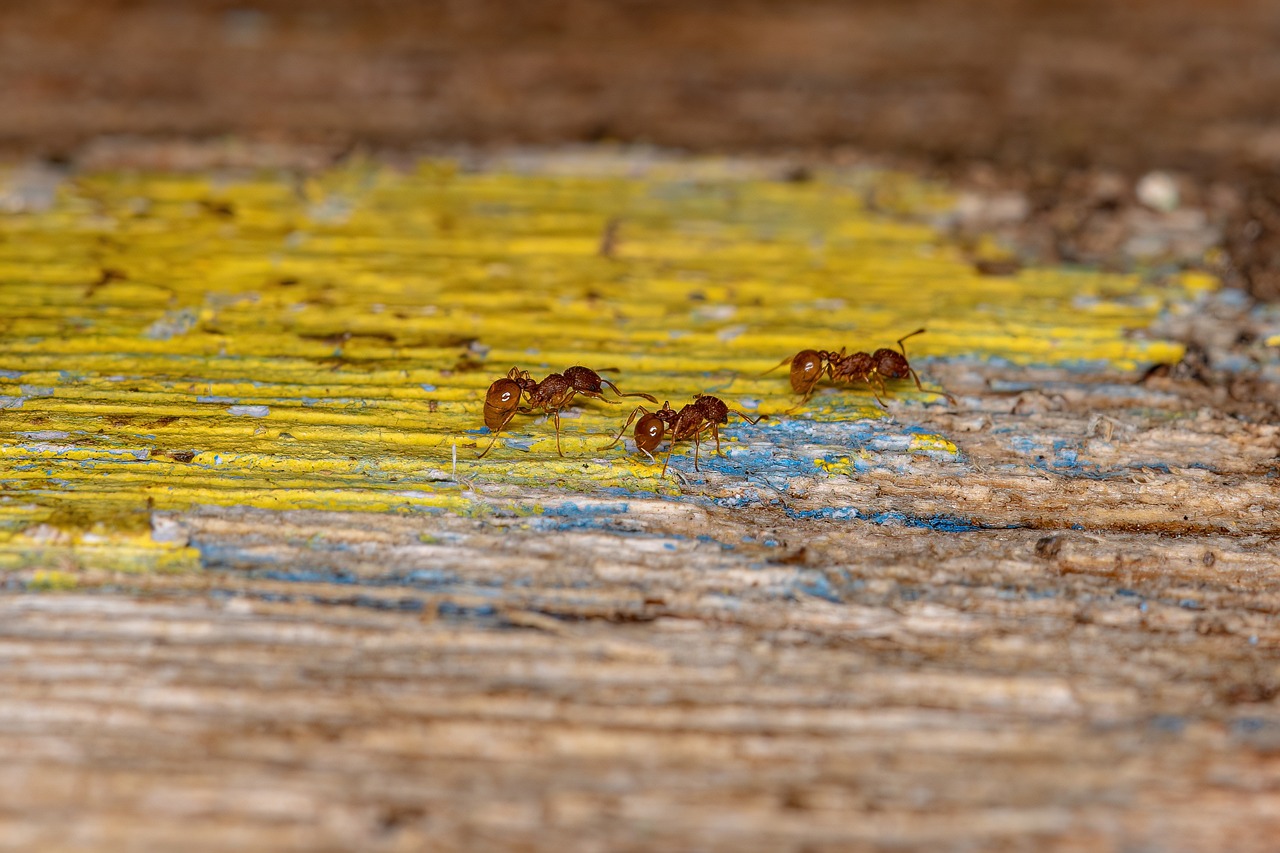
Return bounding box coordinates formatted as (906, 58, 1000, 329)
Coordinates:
(27, 569, 80, 590)
(909, 434, 960, 456)
(0, 160, 1214, 545)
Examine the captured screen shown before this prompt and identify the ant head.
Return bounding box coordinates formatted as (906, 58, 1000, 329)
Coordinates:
(657, 400, 678, 418)
(790, 350, 825, 393)
(873, 348, 910, 379)
(634, 413, 666, 454)
(483, 377, 522, 430)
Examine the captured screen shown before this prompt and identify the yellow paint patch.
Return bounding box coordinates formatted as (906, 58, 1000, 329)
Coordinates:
(909, 434, 960, 456)
(27, 570, 80, 591)
(0, 159, 1212, 543)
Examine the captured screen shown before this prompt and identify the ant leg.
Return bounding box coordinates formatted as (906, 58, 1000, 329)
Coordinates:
(896, 328, 927, 356)
(865, 380, 888, 408)
(600, 406, 650, 450)
(908, 366, 957, 405)
(693, 431, 702, 472)
(477, 432, 503, 458)
(784, 380, 819, 415)
(757, 353, 788, 376)
(552, 408, 564, 456)
(661, 441, 677, 478)
(712, 423, 722, 456)
(728, 408, 763, 425)
(476, 409, 518, 458)
(600, 378, 657, 404)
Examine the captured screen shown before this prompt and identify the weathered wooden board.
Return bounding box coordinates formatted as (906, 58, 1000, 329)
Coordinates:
(1, 154, 1278, 851)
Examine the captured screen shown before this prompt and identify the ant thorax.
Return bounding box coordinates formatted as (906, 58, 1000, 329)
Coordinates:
(527, 373, 572, 407)
(831, 351, 874, 382)
(694, 394, 729, 424)
(670, 403, 706, 438)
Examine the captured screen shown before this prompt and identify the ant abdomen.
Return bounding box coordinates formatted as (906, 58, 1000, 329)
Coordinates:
(483, 377, 522, 430)
(789, 350, 825, 394)
(634, 413, 666, 454)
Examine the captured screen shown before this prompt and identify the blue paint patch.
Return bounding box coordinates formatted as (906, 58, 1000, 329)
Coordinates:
(0, 369, 22, 380)
(1009, 435, 1042, 454)
(437, 601, 498, 619)
(1231, 718, 1276, 738)
(402, 569, 460, 587)
(256, 569, 358, 585)
(18, 430, 71, 440)
(197, 395, 238, 404)
(228, 405, 270, 417)
(784, 505, 992, 531)
(794, 572, 842, 603)
(788, 506, 861, 522)
(1148, 715, 1186, 735)
(540, 502, 631, 519)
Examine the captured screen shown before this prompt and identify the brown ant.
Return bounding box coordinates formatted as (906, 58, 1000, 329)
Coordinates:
(603, 394, 763, 477)
(478, 365, 656, 458)
(768, 328, 955, 408)
(765, 348, 841, 406)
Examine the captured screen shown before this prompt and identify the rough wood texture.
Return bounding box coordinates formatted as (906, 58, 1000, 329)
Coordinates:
(4, 365, 1279, 851)
(2, 153, 1279, 851)
(4, 487, 1280, 852)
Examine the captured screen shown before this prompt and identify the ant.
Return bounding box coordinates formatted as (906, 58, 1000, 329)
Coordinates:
(603, 394, 763, 477)
(479, 365, 656, 458)
(768, 328, 955, 408)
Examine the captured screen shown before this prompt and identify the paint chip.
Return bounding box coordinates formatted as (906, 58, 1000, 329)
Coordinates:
(228, 405, 270, 417)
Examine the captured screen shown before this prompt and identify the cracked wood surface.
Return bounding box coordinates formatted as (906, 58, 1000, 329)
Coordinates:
(4, 366, 1280, 852)
(1, 158, 1279, 851)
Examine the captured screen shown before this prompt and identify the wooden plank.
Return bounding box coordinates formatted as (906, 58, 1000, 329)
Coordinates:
(1, 155, 1278, 851)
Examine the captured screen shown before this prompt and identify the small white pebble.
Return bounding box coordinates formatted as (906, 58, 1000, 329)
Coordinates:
(1136, 171, 1180, 213)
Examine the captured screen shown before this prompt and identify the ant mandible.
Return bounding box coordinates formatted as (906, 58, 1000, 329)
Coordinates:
(769, 329, 955, 408)
(603, 394, 763, 477)
(479, 365, 656, 458)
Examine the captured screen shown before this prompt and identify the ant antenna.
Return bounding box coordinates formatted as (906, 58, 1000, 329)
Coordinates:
(896, 328, 927, 355)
